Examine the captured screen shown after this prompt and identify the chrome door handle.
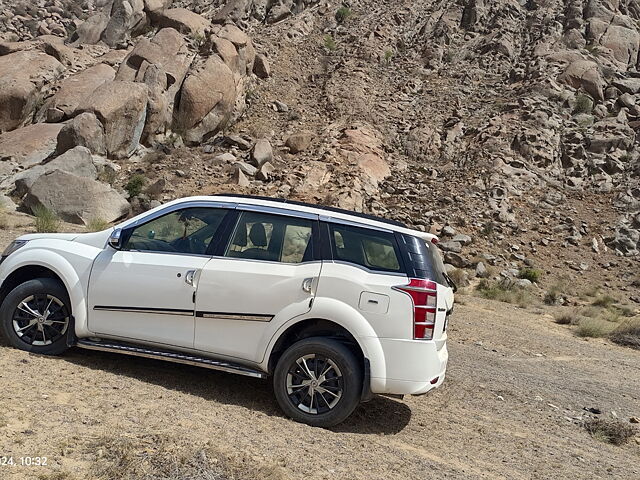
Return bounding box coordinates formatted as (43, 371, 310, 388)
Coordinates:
(185, 270, 196, 286)
(302, 277, 314, 294)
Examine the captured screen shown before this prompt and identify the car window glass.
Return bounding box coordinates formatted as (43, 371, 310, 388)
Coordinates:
(125, 207, 227, 255)
(331, 224, 401, 272)
(225, 211, 313, 263)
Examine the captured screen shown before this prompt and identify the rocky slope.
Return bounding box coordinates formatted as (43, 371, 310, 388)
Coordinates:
(0, 0, 639, 300)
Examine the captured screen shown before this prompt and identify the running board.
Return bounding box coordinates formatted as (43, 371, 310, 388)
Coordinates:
(76, 339, 267, 379)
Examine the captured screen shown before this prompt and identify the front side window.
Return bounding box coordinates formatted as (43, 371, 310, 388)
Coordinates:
(225, 211, 314, 263)
(124, 207, 228, 255)
(330, 223, 402, 272)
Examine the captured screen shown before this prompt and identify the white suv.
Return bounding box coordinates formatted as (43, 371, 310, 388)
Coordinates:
(0, 195, 454, 426)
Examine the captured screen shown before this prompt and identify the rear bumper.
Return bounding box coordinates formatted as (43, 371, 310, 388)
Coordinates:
(364, 337, 448, 395)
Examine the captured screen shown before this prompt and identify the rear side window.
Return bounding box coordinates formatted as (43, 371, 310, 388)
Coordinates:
(329, 223, 402, 273)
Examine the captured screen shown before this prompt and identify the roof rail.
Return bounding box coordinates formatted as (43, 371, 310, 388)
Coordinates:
(211, 194, 407, 228)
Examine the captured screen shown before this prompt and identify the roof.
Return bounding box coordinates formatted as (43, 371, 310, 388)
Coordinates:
(122, 194, 438, 243)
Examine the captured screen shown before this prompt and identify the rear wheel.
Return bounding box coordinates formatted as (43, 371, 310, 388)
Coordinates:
(0, 278, 71, 355)
(273, 337, 362, 427)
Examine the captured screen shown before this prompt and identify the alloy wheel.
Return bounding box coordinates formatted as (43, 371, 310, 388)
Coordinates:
(12, 294, 69, 346)
(286, 354, 344, 414)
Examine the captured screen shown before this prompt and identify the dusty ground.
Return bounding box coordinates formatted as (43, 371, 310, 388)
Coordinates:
(0, 276, 638, 479)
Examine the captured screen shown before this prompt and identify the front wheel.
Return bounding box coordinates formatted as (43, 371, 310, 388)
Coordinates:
(273, 337, 362, 427)
(0, 278, 71, 355)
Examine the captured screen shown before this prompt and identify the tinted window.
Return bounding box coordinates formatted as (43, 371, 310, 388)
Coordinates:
(330, 224, 402, 272)
(124, 207, 228, 255)
(225, 211, 314, 263)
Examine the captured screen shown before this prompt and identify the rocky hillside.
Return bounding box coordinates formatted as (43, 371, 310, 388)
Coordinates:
(0, 0, 639, 301)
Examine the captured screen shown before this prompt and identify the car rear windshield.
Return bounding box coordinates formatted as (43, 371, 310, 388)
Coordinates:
(397, 234, 448, 286)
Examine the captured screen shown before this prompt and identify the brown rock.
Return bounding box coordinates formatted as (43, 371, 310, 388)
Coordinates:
(71, 12, 110, 46)
(251, 138, 273, 167)
(0, 123, 63, 167)
(232, 167, 250, 187)
(76, 81, 148, 159)
(151, 8, 210, 36)
(285, 132, 313, 153)
(253, 53, 271, 79)
(144, 0, 171, 13)
(102, 0, 147, 48)
(43, 64, 116, 122)
(175, 56, 236, 144)
(0, 50, 64, 132)
(558, 59, 605, 101)
(56, 112, 106, 156)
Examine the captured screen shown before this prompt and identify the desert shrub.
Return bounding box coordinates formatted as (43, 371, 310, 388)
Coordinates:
(592, 294, 616, 308)
(125, 174, 146, 198)
(475, 278, 533, 308)
(335, 6, 352, 23)
(584, 418, 637, 445)
(609, 319, 640, 350)
(0, 204, 8, 229)
(518, 268, 541, 283)
(33, 205, 61, 233)
(573, 93, 593, 114)
(576, 317, 616, 338)
(86, 218, 109, 232)
(446, 268, 468, 287)
(554, 311, 577, 325)
(98, 167, 117, 186)
(384, 49, 393, 63)
(543, 283, 563, 305)
(324, 34, 337, 51)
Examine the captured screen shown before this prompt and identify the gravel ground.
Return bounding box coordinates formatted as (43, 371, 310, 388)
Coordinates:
(1, 289, 638, 479)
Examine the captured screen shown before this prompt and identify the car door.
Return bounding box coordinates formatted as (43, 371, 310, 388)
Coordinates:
(87, 205, 231, 348)
(194, 208, 322, 362)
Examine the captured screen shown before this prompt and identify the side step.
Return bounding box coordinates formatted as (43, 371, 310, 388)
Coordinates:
(76, 339, 267, 379)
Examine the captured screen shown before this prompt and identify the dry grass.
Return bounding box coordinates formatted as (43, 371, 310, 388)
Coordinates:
(86, 217, 110, 232)
(447, 268, 468, 287)
(33, 205, 61, 233)
(475, 279, 533, 308)
(592, 294, 617, 308)
(554, 311, 576, 325)
(609, 319, 640, 350)
(584, 418, 637, 445)
(576, 317, 617, 338)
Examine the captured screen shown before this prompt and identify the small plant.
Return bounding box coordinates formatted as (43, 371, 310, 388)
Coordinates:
(554, 311, 576, 325)
(584, 418, 637, 445)
(609, 319, 640, 350)
(125, 174, 147, 198)
(518, 268, 541, 283)
(543, 283, 562, 305)
(384, 49, 394, 64)
(189, 31, 206, 49)
(573, 93, 593, 114)
(576, 317, 616, 338)
(481, 221, 494, 236)
(475, 278, 533, 308)
(446, 268, 468, 288)
(86, 217, 109, 232)
(98, 167, 118, 186)
(324, 34, 337, 52)
(33, 205, 61, 233)
(335, 6, 352, 23)
(592, 294, 616, 308)
(0, 204, 8, 229)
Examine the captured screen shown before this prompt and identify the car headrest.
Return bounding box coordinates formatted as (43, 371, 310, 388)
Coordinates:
(234, 223, 248, 247)
(249, 222, 267, 247)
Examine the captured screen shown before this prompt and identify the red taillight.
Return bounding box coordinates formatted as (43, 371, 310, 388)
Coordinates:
(394, 278, 438, 340)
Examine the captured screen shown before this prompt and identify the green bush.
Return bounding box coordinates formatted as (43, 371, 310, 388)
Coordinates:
(33, 205, 61, 233)
(573, 93, 594, 114)
(335, 6, 352, 23)
(125, 174, 146, 198)
(324, 34, 337, 51)
(518, 268, 541, 283)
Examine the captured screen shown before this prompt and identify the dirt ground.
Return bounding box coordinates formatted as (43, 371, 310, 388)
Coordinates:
(1, 273, 639, 480)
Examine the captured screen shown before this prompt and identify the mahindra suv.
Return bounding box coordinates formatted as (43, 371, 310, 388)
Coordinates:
(0, 195, 454, 427)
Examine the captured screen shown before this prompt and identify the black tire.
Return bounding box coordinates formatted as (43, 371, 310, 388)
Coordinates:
(0, 278, 71, 356)
(273, 337, 362, 427)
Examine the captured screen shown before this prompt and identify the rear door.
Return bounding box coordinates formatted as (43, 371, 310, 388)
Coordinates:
(194, 208, 321, 362)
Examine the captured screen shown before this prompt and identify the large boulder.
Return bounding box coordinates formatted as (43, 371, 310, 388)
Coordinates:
(14, 146, 98, 197)
(76, 81, 148, 159)
(116, 28, 192, 141)
(0, 123, 63, 168)
(40, 64, 116, 123)
(558, 59, 605, 101)
(0, 51, 64, 132)
(24, 169, 131, 224)
(150, 8, 210, 36)
(56, 112, 107, 156)
(175, 56, 236, 144)
(71, 12, 110, 45)
(102, 0, 147, 48)
(599, 24, 640, 66)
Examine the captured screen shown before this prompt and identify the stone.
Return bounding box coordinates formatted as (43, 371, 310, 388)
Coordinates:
(76, 81, 148, 159)
(0, 50, 64, 132)
(256, 162, 274, 181)
(71, 12, 110, 46)
(285, 132, 313, 153)
(253, 53, 271, 78)
(211, 152, 236, 163)
(144, 0, 171, 12)
(42, 64, 116, 122)
(558, 59, 605, 101)
(24, 169, 131, 224)
(231, 167, 250, 187)
(14, 146, 97, 197)
(234, 161, 258, 176)
(102, 0, 147, 48)
(452, 233, 472, 245)
(151, 8, 210, 36)
(0, 123, 63, 168)
(612, 77, 640, 94)
(219, 135, 252, 150)
(445, 252, 467, 268)
(251, 138, 273, 167)
(476, 261, 489, 278)
(175, 56, 236, 144)
(56, 112, 106, 156)
(441, 225, 456, 236)
(599, 25, 640, 66)
(439, 240, 462, 253)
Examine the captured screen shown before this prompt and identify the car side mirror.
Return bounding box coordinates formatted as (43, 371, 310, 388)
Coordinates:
(108, 228, 123, 250)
